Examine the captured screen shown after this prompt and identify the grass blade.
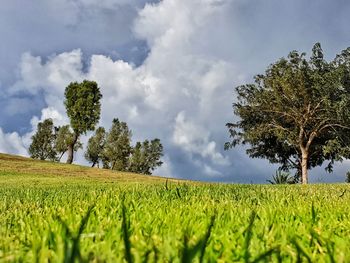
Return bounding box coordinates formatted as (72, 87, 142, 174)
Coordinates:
(122, 202, 133, 263)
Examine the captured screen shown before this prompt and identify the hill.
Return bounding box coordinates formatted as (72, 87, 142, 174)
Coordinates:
(0, 153, 179, 186)
(2, 152, 350, 262)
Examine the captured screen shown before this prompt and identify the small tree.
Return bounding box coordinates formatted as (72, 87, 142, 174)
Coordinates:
(147, 139, 163, 174)
(346, 172, 350, 183)
(128, 139, 163, 175)
(102, 119, 132, 171)
(128, 141, 144, 173)
(226, 43, 350, 184)
(55, 125, 82, 162)
(267, 170, 296, 185)
(64, 80, 102, 164)
(85, 127, 106, 167)
(29, 119, 57, 161)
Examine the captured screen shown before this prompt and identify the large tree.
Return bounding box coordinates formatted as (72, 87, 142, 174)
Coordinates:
(102, 119, 132, 171)
(226, 43, 350, 184)
(84, 127, 106, 167)
(29, 119, 57, 161)
(64, 80, 102, 164)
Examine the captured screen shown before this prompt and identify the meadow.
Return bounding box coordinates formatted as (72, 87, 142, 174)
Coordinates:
(1, 154, 350, 262)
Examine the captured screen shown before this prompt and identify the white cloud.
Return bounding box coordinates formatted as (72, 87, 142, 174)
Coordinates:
(203, 164, 222, 177)
(153, 154, 173, 178)
(173, 111, 230, 166)
(30, 107, 68, 129)
(0, 128, 28, 156)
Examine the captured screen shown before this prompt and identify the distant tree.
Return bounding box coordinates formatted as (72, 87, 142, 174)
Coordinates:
(128, 139, 163, 175)
(85, 127, 106, 167)
(128, 141, 143, 173)
(147, 139, 164, 174)
(102, 119, 132, 171)
(226, 43, 350, 184)
(64, 80, 102, 164)
(267, 170, 296, 185)
(29, 119, 57, 161)
(55, 125, 82, 162)
(346, 172, 350, 183)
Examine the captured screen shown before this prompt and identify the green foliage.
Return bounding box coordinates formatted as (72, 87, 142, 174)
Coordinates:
(64, 80, 102, 164)
(29, 118, 57, 161)
(267, 170, 296, 185)
(2, 168, 350, 262)
(55, 125, 82, 161)
(129, 139, 163, 175)
(102, 118, 132, 170)
(56, 205, 95, 262)
(64, 80, 102, 135)
(84, 127, 106, 167)
(226, 43, 350, 184)
(346, 172, 350, 183)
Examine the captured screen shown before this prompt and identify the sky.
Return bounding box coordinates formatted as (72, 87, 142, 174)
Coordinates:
(1, 0, 350, 183)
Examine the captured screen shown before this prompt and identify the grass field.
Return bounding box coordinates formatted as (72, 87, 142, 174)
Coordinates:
(1, 154, 350, 262)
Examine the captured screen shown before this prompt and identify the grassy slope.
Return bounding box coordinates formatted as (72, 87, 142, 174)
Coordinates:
(0, 153, 181, 186)
(3, 153, 350, 262)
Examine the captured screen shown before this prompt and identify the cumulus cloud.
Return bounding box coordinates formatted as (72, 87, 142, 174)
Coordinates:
(10, 50, 84, 109)
(0, 128, 28, 156)
(173, 111, 229, 166)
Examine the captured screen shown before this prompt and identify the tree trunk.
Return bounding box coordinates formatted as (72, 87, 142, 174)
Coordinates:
(66, 133, 78, 164)
(301, 149, 308, 184)
(112, 160, 116, 170)
(91, 161, 96, 168)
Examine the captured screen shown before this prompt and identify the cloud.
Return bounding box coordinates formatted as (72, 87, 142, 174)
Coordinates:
(203, 164, 222, 177)
(0, 128, 28, 156)
(153, 154, 173, 178)
(5, 0, 350, 182)
(30, 107, 68, 128)
(173, 111, 230, 166)
(1, 0, 237, 180)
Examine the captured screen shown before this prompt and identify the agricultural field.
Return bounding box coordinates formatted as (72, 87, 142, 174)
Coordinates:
(1, 154, 350, 262)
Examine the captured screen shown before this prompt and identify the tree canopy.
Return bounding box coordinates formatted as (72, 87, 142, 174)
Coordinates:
(64, 80, 102, 164)
(85, 127, 106, 167)
(89, 118, 164, 174)
(226, 43, 350, 184)
(128, 139, 163, 175)
(102, 118, 132, 171)
(55, 125, 82, 161)
(29, 119, 57, 161)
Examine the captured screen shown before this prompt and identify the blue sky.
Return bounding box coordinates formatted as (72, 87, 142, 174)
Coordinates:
(1, 0, 350, 183)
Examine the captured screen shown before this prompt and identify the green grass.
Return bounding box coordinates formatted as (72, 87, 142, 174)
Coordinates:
(1, 153, 350, 262)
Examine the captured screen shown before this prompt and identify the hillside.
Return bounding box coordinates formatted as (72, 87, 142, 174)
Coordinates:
(2, 153, 350, 261)
(0, 153, 179, 186)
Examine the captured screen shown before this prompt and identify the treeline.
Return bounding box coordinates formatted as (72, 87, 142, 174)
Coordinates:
(85, 118, 163, 174)
(29, 80, 163, 175)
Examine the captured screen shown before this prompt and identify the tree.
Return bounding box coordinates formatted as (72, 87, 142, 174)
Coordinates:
(55, 125, 82, 162)
(102, 119, 132, 171)
(29, 119, 57, 161)
(128, 141, 143, 173)
(226, 43, 350, 184)
(147, 139, 164, 174)
(346, 171, 350, 183)
(128, 139, 163, 174)
(85, 127, 106, 167)
(64, 80, 102, 164)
